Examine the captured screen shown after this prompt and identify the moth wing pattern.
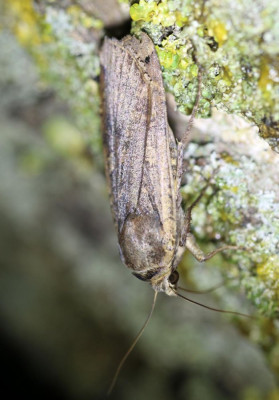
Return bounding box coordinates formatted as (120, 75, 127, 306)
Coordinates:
(100, 33, 181, 239)
(101, 35, 149, 232)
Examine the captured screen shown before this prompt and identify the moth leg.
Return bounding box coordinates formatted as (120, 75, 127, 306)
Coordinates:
(183, 183, 209, 238)
(185, 233, 239, 262)
(182, 185, 239, 261)
(175, 142, 184, 209)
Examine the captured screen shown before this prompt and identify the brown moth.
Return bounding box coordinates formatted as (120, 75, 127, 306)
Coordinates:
(100, 33, 187, 295)
(100, 33, 236, 297)
(100, 33, 250, 393)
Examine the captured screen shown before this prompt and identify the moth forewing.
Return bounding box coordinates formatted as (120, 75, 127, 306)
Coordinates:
(100, 33, 187, 296)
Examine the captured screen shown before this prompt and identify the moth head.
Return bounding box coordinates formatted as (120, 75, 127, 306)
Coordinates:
(150, 270, 179, 296)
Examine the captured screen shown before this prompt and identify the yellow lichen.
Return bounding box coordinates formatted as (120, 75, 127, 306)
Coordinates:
(67, 5, 103, 29)
(207, 20, 228, 46)
(130, 0, 187, 28)
(156, 46, 180, 69)
(257, 256, 279, 297)
(7, 0, 41, 47)
(258, 58, 275, 102)
(221, 66, 233, 87)
(130, 0, 155, 22)
(175, 11, 188, 28)
(220, 153, 240, 166)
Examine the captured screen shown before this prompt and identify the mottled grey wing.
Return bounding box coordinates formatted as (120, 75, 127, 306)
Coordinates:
(100, 36, 150, 231)
(100, 34, 179, 236)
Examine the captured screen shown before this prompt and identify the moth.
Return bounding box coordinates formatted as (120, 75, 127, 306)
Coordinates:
(100, 33, 187, 296)
(100, 33, 234, 298)
(100, 33, 248, 393)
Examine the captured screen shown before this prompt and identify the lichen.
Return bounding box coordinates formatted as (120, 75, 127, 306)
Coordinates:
(129, 0, 279, 382)
(3, 0, 103, 156)
(170, 112, 279, 385)
(128, 0, 279, 339)
(178, 112, 279, 315)
(130, 0, 279, 152)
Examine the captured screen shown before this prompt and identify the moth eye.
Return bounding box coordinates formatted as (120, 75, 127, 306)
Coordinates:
(169, 271, 179, 285)
(144, 55, 150, 63)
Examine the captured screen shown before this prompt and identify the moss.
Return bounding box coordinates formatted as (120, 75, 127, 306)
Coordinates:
(130, 0, 279, 152)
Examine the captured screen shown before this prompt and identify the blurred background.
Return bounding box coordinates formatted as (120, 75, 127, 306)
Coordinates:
(0, 1, 279, 400)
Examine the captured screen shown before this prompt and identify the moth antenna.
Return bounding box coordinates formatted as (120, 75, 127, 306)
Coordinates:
(107, 291, 158, 396)
(178, 280, 228, 294)
(172, 289, 254, 319)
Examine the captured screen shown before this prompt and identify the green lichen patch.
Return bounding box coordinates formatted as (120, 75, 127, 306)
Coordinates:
(176, 113, 279, 377)
(130, 0, 279, 152)
(179, 118, 279, 318)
